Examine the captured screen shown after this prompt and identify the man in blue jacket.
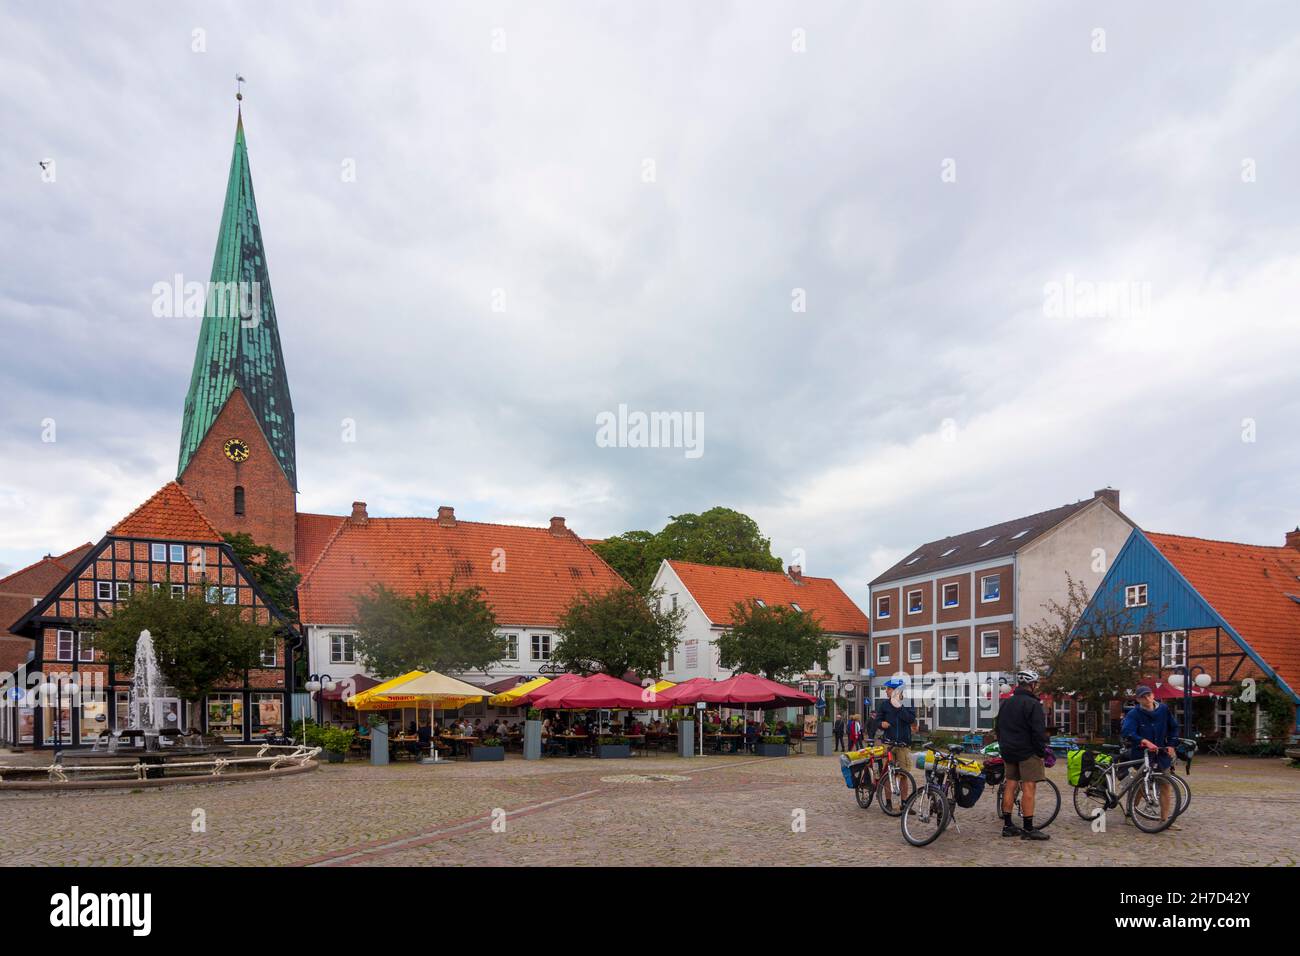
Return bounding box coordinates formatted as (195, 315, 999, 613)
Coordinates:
(874, 677, 916, 768)
(1121, 685, 1181, 829)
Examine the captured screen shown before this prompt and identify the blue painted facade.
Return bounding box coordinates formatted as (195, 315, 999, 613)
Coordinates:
(1073, 528, 1298, 706)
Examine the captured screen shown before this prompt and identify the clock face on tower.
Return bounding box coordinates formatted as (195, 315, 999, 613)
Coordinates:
(223, 438, 251, 463)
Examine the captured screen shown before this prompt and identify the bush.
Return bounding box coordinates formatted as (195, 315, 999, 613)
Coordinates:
(527, 708, 541, 720)
(481, 736, 503, 747)
(761, 735, 786, 744)
(321, 727, 355, 755)
(598, 735, 629, 746)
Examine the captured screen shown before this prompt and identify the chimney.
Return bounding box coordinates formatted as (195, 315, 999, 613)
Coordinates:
(1093, 487, 1120, 511)
(1286, 527, 1300, 551)
(349, 501, 368, 526)
(437, 505, 456, 527)
(788, 564, 802, 583)
(549, 516, 567, 536)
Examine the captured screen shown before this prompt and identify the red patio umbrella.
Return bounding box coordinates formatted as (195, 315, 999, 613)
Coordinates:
(528, 673, 654, 710)
(1149, 680, 1216, 700)
(656, 673, 816, 708)
(510, 672, 583, 708)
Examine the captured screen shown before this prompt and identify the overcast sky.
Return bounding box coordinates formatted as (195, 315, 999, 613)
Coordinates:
(3, 1, 1299, 611)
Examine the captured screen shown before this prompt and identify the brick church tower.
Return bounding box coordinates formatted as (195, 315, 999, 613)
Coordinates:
(176, 105, 297, 561)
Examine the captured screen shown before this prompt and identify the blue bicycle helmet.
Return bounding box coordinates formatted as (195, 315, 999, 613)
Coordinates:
(883, 677, 906, 689)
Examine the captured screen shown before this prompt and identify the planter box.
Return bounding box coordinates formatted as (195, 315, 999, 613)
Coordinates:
(677, 720, 695, 758)
(523, 720, 542, 760)
(756, 742, 790, 757)
(594, 743, 631, 759)
(816, 723, 834, 756)
(325, 751, 345, 764)
(470, 745, 505, 762)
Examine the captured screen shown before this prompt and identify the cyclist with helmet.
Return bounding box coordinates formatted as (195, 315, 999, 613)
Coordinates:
(874, 677, 916, 770)
(995, 669, 1050, 841)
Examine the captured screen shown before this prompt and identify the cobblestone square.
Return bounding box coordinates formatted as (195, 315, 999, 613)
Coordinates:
(0, 753, 1295, 866)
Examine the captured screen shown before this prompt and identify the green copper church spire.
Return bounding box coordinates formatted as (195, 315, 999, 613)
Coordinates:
(178, 103, 297, 489)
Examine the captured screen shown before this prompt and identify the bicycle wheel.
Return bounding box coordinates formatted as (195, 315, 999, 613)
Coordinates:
(1167, 771, 1191, 818)
(901, 785, 950, 847)
(1127, 773, 1182, 833)
(854, 767, 876, 809)
(1072, 771, 1110, 822)
(1030, 777, 1061, 829)
(876, 766, 916, 817)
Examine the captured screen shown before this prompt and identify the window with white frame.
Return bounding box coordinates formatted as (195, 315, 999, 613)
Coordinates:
(531, 633, 551, 661)
(907, 638, 923, 663)
(857, 644, 867, 672)
(876, 595, 891, 618)
(1214, 697, 1233, 737)
(1160, 631, 1187, 668)
(942, 582, 959, 608)
(876, 642, 891, 665)
(1053, 700, 1071, 734)
(1125, 584, 1148, 607)
(260, 646, 277, 667)
(221, 586, 236, 605)
(169, 543, 185, 563)
(329, 632, 355, 664)
(981, 630, 1000, 657)
(843, 643, 853, 671)
(170, 584, 185, 598)
(78, 631, 94, 663)
(1118, 633, 1141, 663)
(150, 582, 161, 591)
(907, 590, 923, 614)
(151, 543, 167, 562)
(791, 602, 802, 613)
(980, 575, 1000, 602)
(56, 630, 74, 662)
(942, 634, 960, 660)
(503, 634, 518, 661)
(96, 581, 112, 601)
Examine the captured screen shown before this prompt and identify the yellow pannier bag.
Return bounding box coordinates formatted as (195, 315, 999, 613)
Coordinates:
(846, 744, 888, 762)
(918, 752, 983, 777)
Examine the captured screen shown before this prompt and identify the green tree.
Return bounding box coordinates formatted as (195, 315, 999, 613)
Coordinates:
(223, 532, 301, 621)
(1020, 574, 1159, 734)
(93, 583, 279, 703)
(591, 507, 782, 592)
(351, 581, 506, 679)
(715, 599, 838, 682)
(553, 586, 686, 678)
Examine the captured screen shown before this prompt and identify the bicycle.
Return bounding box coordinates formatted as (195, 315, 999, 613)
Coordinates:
(1070, 743, 1183, 833)
(992, 763, 1061, 829)
(851, 739, 917, 816)
(1165, 737, 1194, 818)
(900, 744, 986, 847)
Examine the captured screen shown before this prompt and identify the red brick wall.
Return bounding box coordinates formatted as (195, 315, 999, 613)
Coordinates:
(936, 626, 972, 671)
(178, 389, 297, 561)
(974, 621, 1014, 671)
(901, 631, 933, 671)
(974, 563, 1013, 619)
(936, 574, 968, 623)
(902, 580, 935, 626)
(872, 586, 899, 631)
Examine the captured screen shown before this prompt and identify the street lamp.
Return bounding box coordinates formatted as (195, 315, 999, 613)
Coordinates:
(304, 673, 336, 726)
(1166, 665, 1212, 741)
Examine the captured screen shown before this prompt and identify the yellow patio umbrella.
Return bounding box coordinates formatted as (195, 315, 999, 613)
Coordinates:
(649, 679, 676, 695)
(347, 671, 427, 711)
(374, 670, 494, 762)
(488, 675, 551, 707)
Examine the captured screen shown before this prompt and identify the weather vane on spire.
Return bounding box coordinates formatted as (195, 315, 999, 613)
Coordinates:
(236, 73, 246, 102)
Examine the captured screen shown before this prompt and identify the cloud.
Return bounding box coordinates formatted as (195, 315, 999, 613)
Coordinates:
(2, 1, 1299, 614)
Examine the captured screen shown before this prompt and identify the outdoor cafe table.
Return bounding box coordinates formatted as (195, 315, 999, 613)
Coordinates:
(440, 734, 479, 758)
(552, 733, 591, 756)
(706, 733, 743, 753)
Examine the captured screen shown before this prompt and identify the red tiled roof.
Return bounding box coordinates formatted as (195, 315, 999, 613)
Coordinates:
(1148, 532, 1300, 697)
(0, 543, 95, 635)
(295, 513, 346, 572)
(297, 516, 629, 626)
(0, 635, 33, 672)
(110, 482, 223, 542)
(666, 560, 869, 635)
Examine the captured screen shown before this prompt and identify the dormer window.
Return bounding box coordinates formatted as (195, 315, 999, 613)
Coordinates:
(905, 555, 922, 566)
(1010, 529, 1030, 540)
(979, 537, 997, 547)
(940, 547, 957, 557)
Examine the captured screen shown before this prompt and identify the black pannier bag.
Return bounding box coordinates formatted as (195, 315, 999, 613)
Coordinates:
(982, 757, 1005, 785)
(955, 774, 986, 808)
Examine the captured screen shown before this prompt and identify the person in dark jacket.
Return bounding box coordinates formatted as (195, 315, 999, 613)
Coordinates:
(833, 716, 845, 751)
(1121, 685, 1181, 828)
(875, 677, 916, 769)
(995, 670, 1050, 841)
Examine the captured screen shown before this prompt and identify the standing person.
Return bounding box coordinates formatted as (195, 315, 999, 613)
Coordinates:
(833, 714, 846, 752)
(875, 678, 916, 769)
(1121, 686, 1181, 830)
(846, 713, 863, 751)
(996, 669, 1050, 840)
